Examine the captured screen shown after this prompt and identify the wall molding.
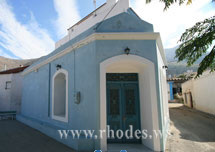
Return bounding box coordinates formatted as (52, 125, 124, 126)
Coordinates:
(22, 32, 166, 75)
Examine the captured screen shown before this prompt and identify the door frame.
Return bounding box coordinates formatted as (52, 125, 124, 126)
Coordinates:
(99, 55, 161, 151)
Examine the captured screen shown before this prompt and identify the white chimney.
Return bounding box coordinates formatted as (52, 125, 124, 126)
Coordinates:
(107, 0, 129, 11)
(106, 0, 117, 5)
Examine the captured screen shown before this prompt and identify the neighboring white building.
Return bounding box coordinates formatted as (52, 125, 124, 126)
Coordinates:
(182, 71, 215, 115)
(0, 66, 28, 113)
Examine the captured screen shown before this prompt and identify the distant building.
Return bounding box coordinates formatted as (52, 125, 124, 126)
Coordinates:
(182, 71, 215, 115)
(167, 77, 188, 101)
(0, 66, 28, 113)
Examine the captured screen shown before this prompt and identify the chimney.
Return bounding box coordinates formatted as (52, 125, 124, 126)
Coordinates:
(106, 0, 117, 5)
(107, 0, 129, 10)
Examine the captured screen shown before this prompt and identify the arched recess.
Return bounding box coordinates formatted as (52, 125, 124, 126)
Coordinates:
(52, 69, 68, 122)
(99, 55, 161, 151)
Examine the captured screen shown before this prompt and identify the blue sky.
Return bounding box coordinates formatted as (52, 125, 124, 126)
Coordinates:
(0, 0, 214, 59)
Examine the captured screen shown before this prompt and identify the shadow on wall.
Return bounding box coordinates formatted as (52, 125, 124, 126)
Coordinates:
(169, 104, 215, 142)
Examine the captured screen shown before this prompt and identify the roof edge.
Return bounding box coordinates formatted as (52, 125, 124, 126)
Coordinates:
(0, 66, 29, 75)
(67, 3, 107, 31)
(23, 32, 166, 75)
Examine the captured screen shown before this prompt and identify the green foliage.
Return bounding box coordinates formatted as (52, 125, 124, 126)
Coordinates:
(145, 0, 192, 10)
(167, 62, 198, 76)
(146, 0, 215, 77)
(175, 16, 215, 77)
(177, 73, 195, 79)
(177, 74, 186, 79)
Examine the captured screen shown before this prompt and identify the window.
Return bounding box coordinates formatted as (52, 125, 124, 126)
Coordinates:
(5, 81, 11, 89)
(52, 69, 68, 122)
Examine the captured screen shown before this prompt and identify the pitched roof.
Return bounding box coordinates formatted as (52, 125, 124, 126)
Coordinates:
(0, 66, 29, 74)
(67, 3, 106, 31)
(167, 77, 189, 82)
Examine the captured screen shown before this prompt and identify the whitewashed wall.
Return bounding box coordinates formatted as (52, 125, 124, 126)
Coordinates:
(0, 73, 23, 113)
(182, 71, 215, 115)
(167, 82, 170, 101)
(156, 45, 169, 149)
(0, 74, 12, 111)
(10, 74, 23, 113)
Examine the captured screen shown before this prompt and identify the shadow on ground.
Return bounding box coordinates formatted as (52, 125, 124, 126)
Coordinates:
(169, 104, 215, 143)
(0, 120, 75, 152)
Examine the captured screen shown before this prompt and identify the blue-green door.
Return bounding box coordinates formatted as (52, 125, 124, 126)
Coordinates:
(107, 73, 141, 143)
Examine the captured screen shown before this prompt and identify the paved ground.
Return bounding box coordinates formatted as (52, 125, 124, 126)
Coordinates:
(108, 144, 152, 152)
(0, 104, 214, 152)
(166, 103, 215, 152)
(0, 120, 75, 152)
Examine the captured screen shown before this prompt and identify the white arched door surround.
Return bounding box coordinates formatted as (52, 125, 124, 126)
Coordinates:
(100, 55, 161, 151)
(52, 69, 68, 123)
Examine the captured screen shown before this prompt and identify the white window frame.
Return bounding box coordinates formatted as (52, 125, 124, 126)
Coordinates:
(52, 69, 68, 123)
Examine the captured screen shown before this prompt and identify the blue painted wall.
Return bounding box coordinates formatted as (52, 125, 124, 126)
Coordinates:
(20, 9, 165, 151)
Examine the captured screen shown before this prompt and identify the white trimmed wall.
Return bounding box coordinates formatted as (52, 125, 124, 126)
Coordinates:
(100, 55, 161, 151)
(52, 69, 69, 122)
(182, 71, 215, 115)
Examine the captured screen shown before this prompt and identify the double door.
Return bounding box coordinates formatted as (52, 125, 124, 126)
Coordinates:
(106, 73, 141, 143)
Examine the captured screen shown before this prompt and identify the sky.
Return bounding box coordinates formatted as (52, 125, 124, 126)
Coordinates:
(0, 0, 214, 59)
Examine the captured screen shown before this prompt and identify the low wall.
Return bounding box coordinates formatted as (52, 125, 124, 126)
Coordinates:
(182, 72, 215, 115)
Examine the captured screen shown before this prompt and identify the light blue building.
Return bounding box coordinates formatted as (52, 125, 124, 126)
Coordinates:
(18, 0, 169, 151)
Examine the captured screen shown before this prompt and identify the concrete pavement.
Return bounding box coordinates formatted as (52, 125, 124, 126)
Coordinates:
(166, 103, 215, 152)
(0, 120, 75, 152)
